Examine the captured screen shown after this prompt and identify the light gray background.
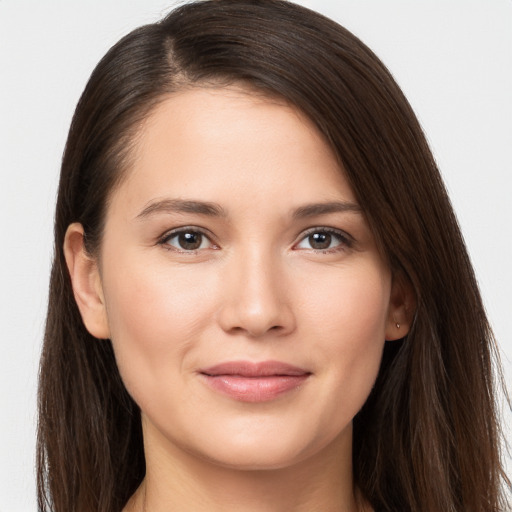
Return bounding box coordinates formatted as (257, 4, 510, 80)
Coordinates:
(1, 1, 511, 510)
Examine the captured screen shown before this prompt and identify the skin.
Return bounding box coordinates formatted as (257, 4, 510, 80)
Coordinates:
(65, 86, 411, 512)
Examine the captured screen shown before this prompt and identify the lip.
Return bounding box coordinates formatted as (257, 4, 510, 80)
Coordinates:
(199, 360, 311, 402)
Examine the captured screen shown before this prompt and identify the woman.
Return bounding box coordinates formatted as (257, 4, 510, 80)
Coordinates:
(37, 1, 510, 511)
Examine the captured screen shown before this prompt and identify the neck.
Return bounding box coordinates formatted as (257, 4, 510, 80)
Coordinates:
(125, 422, 366, 512)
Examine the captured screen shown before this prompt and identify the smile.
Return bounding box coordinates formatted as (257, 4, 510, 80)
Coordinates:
(199, 361, 311, 402)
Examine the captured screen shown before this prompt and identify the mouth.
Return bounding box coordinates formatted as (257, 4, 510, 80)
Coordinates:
(198, 361, 311, 402)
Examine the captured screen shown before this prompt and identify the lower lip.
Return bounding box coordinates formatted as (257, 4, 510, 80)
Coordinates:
(200, 374, 310, 402)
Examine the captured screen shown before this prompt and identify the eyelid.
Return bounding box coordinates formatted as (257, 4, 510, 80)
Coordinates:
(293, 226, 354, 252)
(156, 225, 354, 253)
(157, 226, 218, 252)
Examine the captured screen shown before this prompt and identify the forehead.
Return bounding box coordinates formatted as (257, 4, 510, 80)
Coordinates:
(108, 85, 355, 217)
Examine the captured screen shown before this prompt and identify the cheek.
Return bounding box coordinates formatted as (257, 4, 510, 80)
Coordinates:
(100, 254, 216, 400)
(298, 260, 390, 421)
(301, 258, 390, 344)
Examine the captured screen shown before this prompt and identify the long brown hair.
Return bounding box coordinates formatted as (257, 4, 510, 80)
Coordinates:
(37, 1, 510, 510)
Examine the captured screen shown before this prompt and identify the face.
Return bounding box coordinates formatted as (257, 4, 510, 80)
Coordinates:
(75, 87, 403, 471)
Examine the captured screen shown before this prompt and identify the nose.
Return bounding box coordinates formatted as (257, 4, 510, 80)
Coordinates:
(216, 250, 296, 338)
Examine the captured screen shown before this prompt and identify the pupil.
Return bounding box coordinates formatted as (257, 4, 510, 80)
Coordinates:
(309, 232, 331, 249)
(179, 232, 202, 250)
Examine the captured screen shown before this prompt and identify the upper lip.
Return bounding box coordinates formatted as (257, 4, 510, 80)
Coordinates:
(200, 360, 310, 377)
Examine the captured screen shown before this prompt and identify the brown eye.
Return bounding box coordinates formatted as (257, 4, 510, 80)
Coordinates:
(308, 232, 332, 250)
(177, 232, 203, 250)
(295, 228, 351, 252)
(161, 229, 213, 252)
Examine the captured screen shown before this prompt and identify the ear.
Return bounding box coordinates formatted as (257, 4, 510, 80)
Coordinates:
(385, 271, 416, 341)
(63, 223, 110, 339)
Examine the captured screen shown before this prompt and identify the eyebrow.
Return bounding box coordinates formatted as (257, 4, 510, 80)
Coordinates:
(136, 199, 227, 219)
(292, 201, 362, 219)
(135, 198, 362, 221)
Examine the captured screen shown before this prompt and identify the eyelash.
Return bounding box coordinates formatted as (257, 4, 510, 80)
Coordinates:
(295, 227, 353, 253)
(158, 226, 217, 254)
(157, 226, 353, 254)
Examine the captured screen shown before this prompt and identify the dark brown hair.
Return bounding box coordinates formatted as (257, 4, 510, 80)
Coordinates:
(37, 1, 510, 511)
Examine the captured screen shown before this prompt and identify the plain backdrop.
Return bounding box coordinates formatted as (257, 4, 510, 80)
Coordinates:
(1, 1, 511, 510)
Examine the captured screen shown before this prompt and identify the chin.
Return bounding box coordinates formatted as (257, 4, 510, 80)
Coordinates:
(198, 444, 309, 471)
(185, 425, 346, 473)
